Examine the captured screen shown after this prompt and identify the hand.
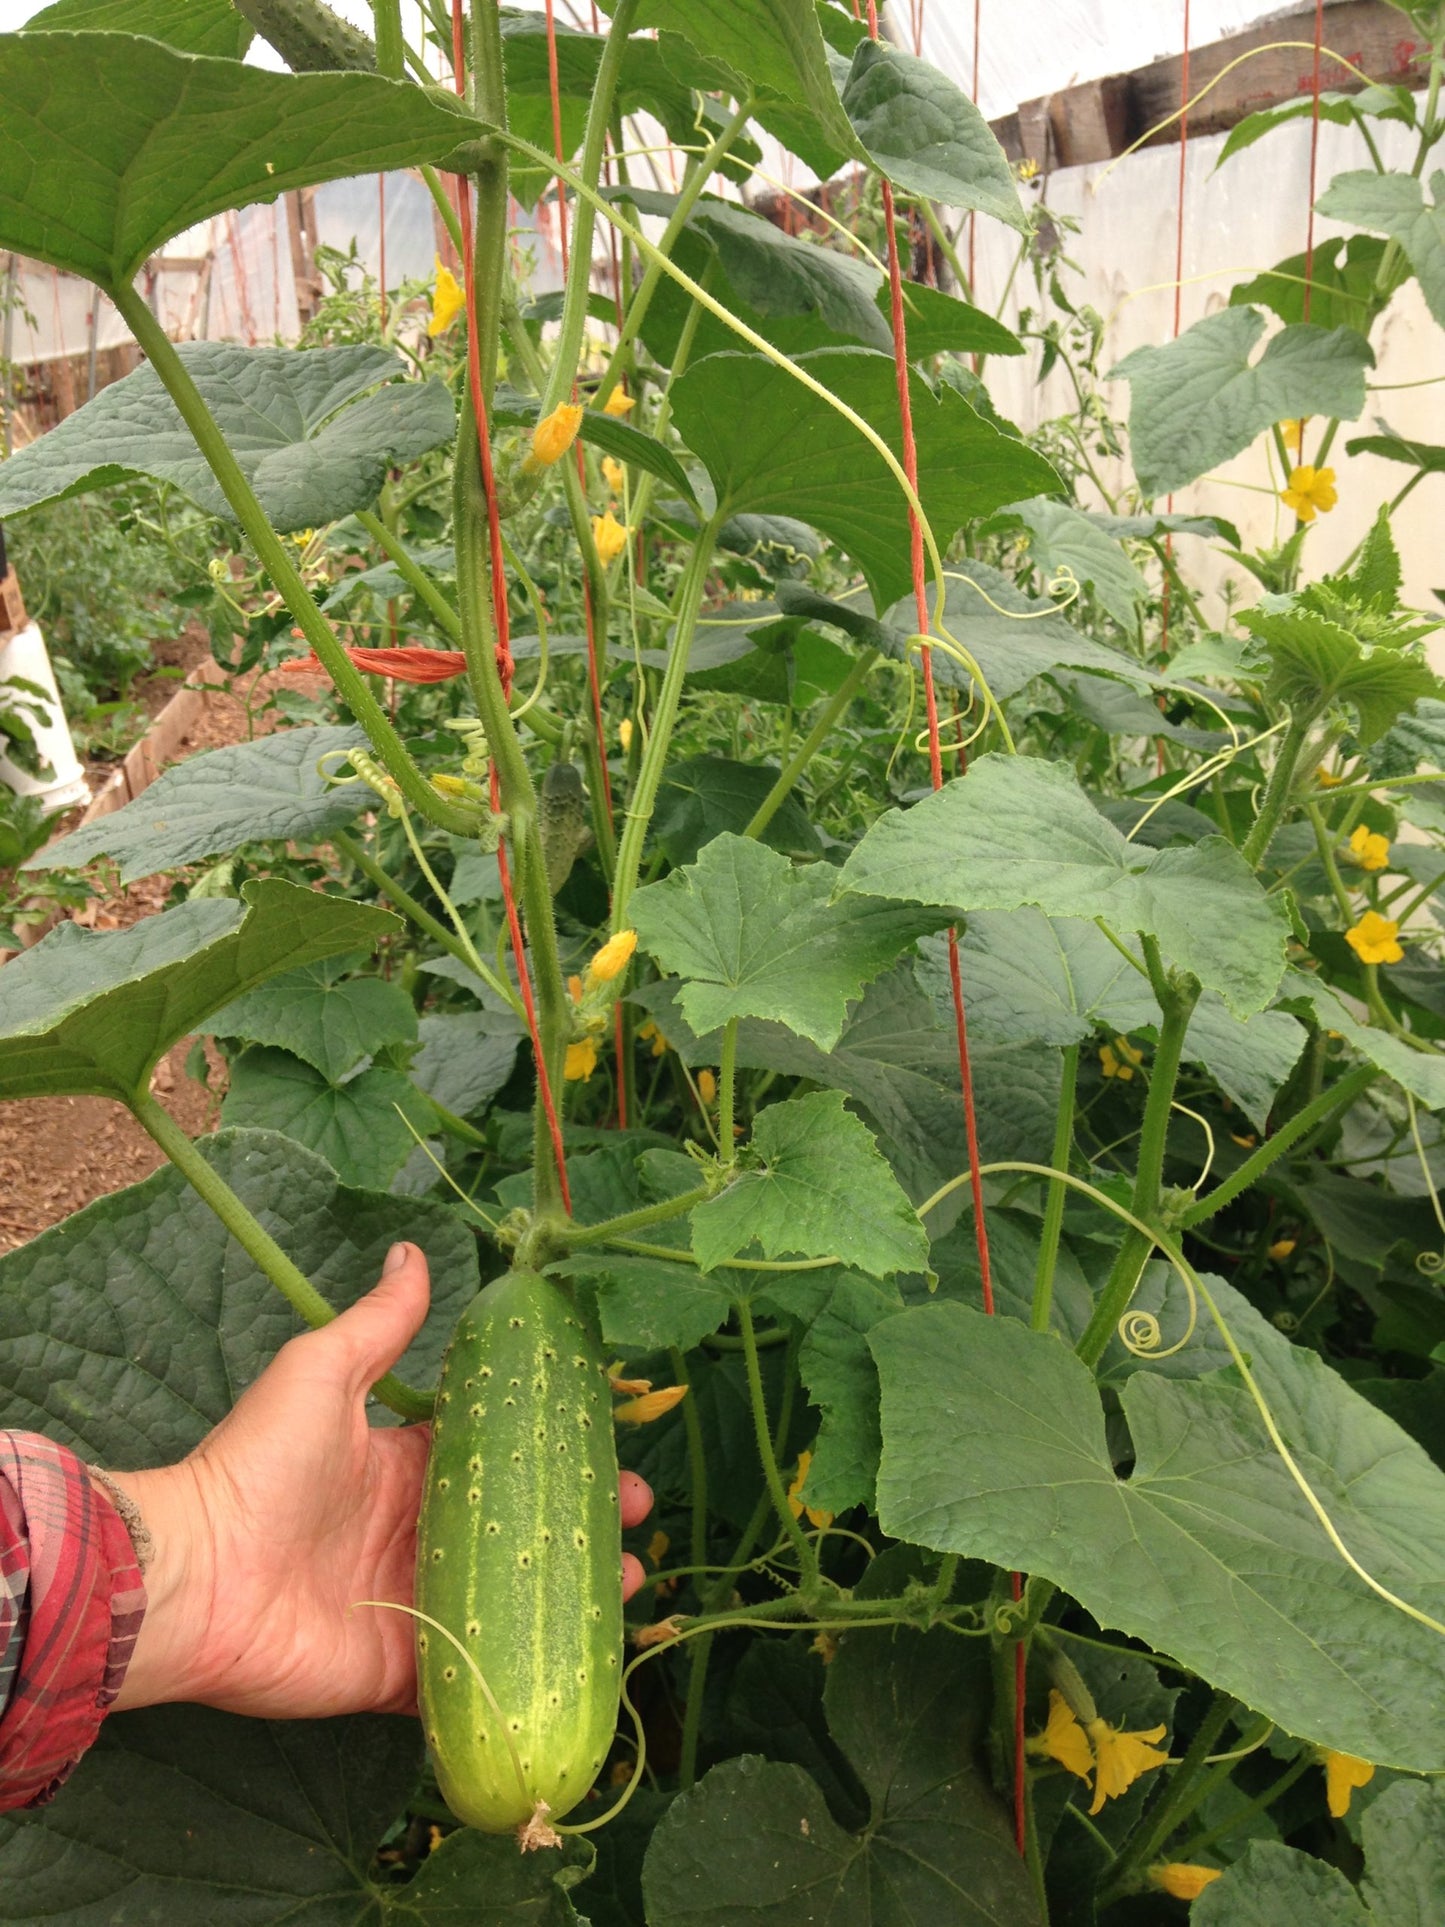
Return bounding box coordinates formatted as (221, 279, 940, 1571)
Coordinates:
(107, 1244, 653, 1718)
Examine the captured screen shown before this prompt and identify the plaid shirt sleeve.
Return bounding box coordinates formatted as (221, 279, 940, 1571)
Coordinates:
(0, 1434, 147, 1812)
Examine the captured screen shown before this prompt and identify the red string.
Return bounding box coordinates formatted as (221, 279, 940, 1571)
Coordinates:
(453, 0, 572, 1214)
(1303, 0, 1325, 322)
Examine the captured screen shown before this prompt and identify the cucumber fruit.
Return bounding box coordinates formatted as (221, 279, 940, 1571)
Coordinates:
(416, 1268, 623, 1836)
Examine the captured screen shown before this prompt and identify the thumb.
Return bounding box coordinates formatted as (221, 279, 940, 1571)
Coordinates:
(322, 1242, 432, 1396)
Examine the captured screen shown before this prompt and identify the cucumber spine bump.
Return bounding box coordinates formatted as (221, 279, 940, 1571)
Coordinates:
(416, 1268, 623, 1838)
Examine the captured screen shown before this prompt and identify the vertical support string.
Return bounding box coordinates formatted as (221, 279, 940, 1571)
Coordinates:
(452, 0, 572, 1213)
(1303, 0, 1326, 324)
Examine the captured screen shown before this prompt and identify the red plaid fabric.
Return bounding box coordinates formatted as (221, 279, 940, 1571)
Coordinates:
(0, 1434, 146, 1811)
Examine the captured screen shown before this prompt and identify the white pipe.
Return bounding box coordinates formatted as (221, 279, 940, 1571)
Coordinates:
(0, 621, 90, 812)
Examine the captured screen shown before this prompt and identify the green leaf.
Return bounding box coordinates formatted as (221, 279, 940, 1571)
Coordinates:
(1346, 419, 1445, 474)
(1109, 306, 1373, 498)
(1281, 969, 1445, 1110)
(24, 0, 252, 58)
(0, 1127, 477, 1463)
(0, 344, 453, 533)
(208, 955, 417, 1082)
(1358, 1778, 1445, 1924)
(870, 1286, 1445, 1766)
(410, 1009, 525, 1119)
(889, 279, 1023, 358)
(1317, 168, 1445, 326)
(839, 753, 1289, 1017)
(842, 37, 1026, 231)
(628, 0, 861, 164)
(26, 726, 369, 883)
(1238, 606, 1441, 744)
(1219, 89, 1411, 165)
(569, 1252, 737, 1353)
(221, 1046, 421, 1190)
(652, 755, 819, 864)
(395, 1827, 593, 1923)
(1195, 1843, 1369, 1924)
(671, 347, 1060, 610)
(631, 833, 940, 1050)
(993, 496, 1148, 629)
(693, 1091, 928, 1276)
(1230, 235, 1389, 332)
(641, 1629, 1042, 1925)
(0, 32, 479, 289)
(675, 197, 891, 352)
(0, 879, 396, 1103)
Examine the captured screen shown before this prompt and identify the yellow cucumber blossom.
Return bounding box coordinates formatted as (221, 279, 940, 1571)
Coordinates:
(524, 401, 583, 472)
(565, 1036, 600, 1081)
(1348, 824, 1390, 872)
(1028, 1691, 1169, 1813)
(638, 1018, 669, 1058)
(1100, 1035, 1144, 1081)
(1316, 766, 1344, 787)
(1280, 416, 1306, 453)
(786, 1450, 834, 1530)
(613, 1384, 688, 1424)
(1280, 463, 1337, 522)
(1149, 1864, 1222, 1900)
(1320, 1749, 1374, 1818)
(592, 507, 632, 564)
(428, 256, 465, 336)
(697, 1068, 717, 1106)
(1346, 910, 1403, 966)
(1268, 1236, 1297, 1259)
(601, 386, 635, 417)
(1029, 1690, 1093, 1783)
(601, 454, 625, 493)
(587, 928, 637, 985)
(619, 717, 634, 753)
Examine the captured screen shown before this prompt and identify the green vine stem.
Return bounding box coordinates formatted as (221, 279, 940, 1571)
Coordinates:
(373, 0, 403, 79)
(1031, 1042, 1079, 1332)
(556, 1184, 713, 1248)
(331, 826, 494, 982)
(1240, 711, 1314, 868)
(355, 508, 462, 640)
(131, 1093, 432, 1421)
(743, 649, 881, 841)
(611, 517, 723, 925)
(737, 1299, 820, 1597)
(717, 1016, 739, 1160)
(1100, 1692, 1240, 1902)
(1171, 1746, 1314, 1863)
(110, 284, 474, 836)
(1075, 938, 1199, 1369)
(1176, 1062, 1378, 1227)
(669, 1340, 709, 1789)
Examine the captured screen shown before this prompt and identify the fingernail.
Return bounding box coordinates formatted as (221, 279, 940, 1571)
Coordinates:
(383, 1242, 409, 1275)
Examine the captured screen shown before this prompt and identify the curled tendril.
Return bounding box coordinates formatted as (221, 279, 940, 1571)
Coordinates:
(445, 716, 491, 777)
(1117, 1263, 1199, 1361)
(1418, 1249, 1445, 1277)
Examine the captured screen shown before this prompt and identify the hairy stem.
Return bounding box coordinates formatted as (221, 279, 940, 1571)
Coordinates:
(355, 508, 462, 639)
(1177, 1062, 1377, 1226)
(1101, 1694, 1241, 1901)
(1241, 713, 1313, 869)
(743, 650, 880, 841)
(738, 1300, 819, 1595)
(1032, 1043, 1079, 1332)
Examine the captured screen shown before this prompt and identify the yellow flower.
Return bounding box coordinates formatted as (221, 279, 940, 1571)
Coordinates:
(432, 772, 470, 798)
(638, 1018, 668, 1058)
(1281, 417, 1306, 454)
(1320, 1749, 1374, 1818)
(565, 1036, 600, 1081)
(592, 507, 632, 564)
(786, 1450, 834, 1530)
(602, 455, 625, 493)
(646, 1528, 670, 1567)
(1280, 463, 1338, 522)
(619, 717, 634, 753)
(1085, 1715, 1170, 1815)
(1349, 824, 1390, 873)
(526, 401, 583, 471)
(697, 1068, 717, 1105)
(1030, 1691, 1095, 1783)
(587, 928, 637, 985)
(1150, 1864, 1223, 1900)
(1269, 1237, 1297, 1259)
(613, 1384, 688, 1424)
(1100, 1036, 1144, 1081)
(428, 256, 465, 336)
(601, 386, 635, 417)
(1316, 766, 1344, 788)
(1346, 910, 1403, 966)
(567, 973, 584, 1004)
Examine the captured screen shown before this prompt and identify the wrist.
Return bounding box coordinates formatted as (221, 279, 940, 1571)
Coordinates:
(101, 1461, 218, 1710)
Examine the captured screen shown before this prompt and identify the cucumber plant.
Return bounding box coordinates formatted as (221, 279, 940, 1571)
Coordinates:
(1, 0, 1444, 1919)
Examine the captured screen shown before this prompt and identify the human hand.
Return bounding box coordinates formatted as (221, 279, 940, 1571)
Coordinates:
(108, 1244, 653, 1718)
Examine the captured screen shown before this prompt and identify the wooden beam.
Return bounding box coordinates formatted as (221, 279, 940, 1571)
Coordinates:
(1001, 0, 1431, 173)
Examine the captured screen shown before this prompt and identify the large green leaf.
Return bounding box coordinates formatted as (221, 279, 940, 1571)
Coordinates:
(209, 956, 418, 1082)
(0, 1127, 477, 1462)
(0, 32, 479, 289)
(627, 0, 861, 164)
(0, 880, 396, 1103)
(1195, 1844, 1369, 1926)
(27, 727, 369, 884)
(670, 347, 1059, 609)
(641, 1629, 1041, 1925)
(1316, 169, 1445, 326)
(0, 345, 454, 533)
(693, 1091, 928, 1277)
(991, 496, 1147, 630)
(652, 755, 819, 864)
(842, 37, 1026, 232)
(410, 1009, 525, 1119)
(24, 0, 252, 57)
(630, 832, 940, 1049)
(870, 1287, 1445, 1766)
(1280, 969, 1445, 1111)
(1229, 236, 1389, 332)
(838, 753, 1289, 1017)
(221, 1047, 422, 1191)
(1109, 306, 1373, 498)
(1238, 605, 1441, 745)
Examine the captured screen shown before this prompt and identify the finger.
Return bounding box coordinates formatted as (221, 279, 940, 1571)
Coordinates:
(319, 1243, 432, 1397)
(618, 1470, 652, 1528)
(621, 1552, 646, 1603)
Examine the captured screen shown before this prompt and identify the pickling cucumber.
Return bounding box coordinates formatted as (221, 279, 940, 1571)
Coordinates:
(416, 1268, 623, 1837)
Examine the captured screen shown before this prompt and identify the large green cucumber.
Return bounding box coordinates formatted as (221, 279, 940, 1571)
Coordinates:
(416, 1268, 623, 1836)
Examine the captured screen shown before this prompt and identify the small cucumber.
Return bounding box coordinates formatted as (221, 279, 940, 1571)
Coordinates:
(416, 1268, 623, 1837)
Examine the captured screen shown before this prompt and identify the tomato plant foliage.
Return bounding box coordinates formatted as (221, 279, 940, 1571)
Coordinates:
(1, 1, 1444, 1919)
